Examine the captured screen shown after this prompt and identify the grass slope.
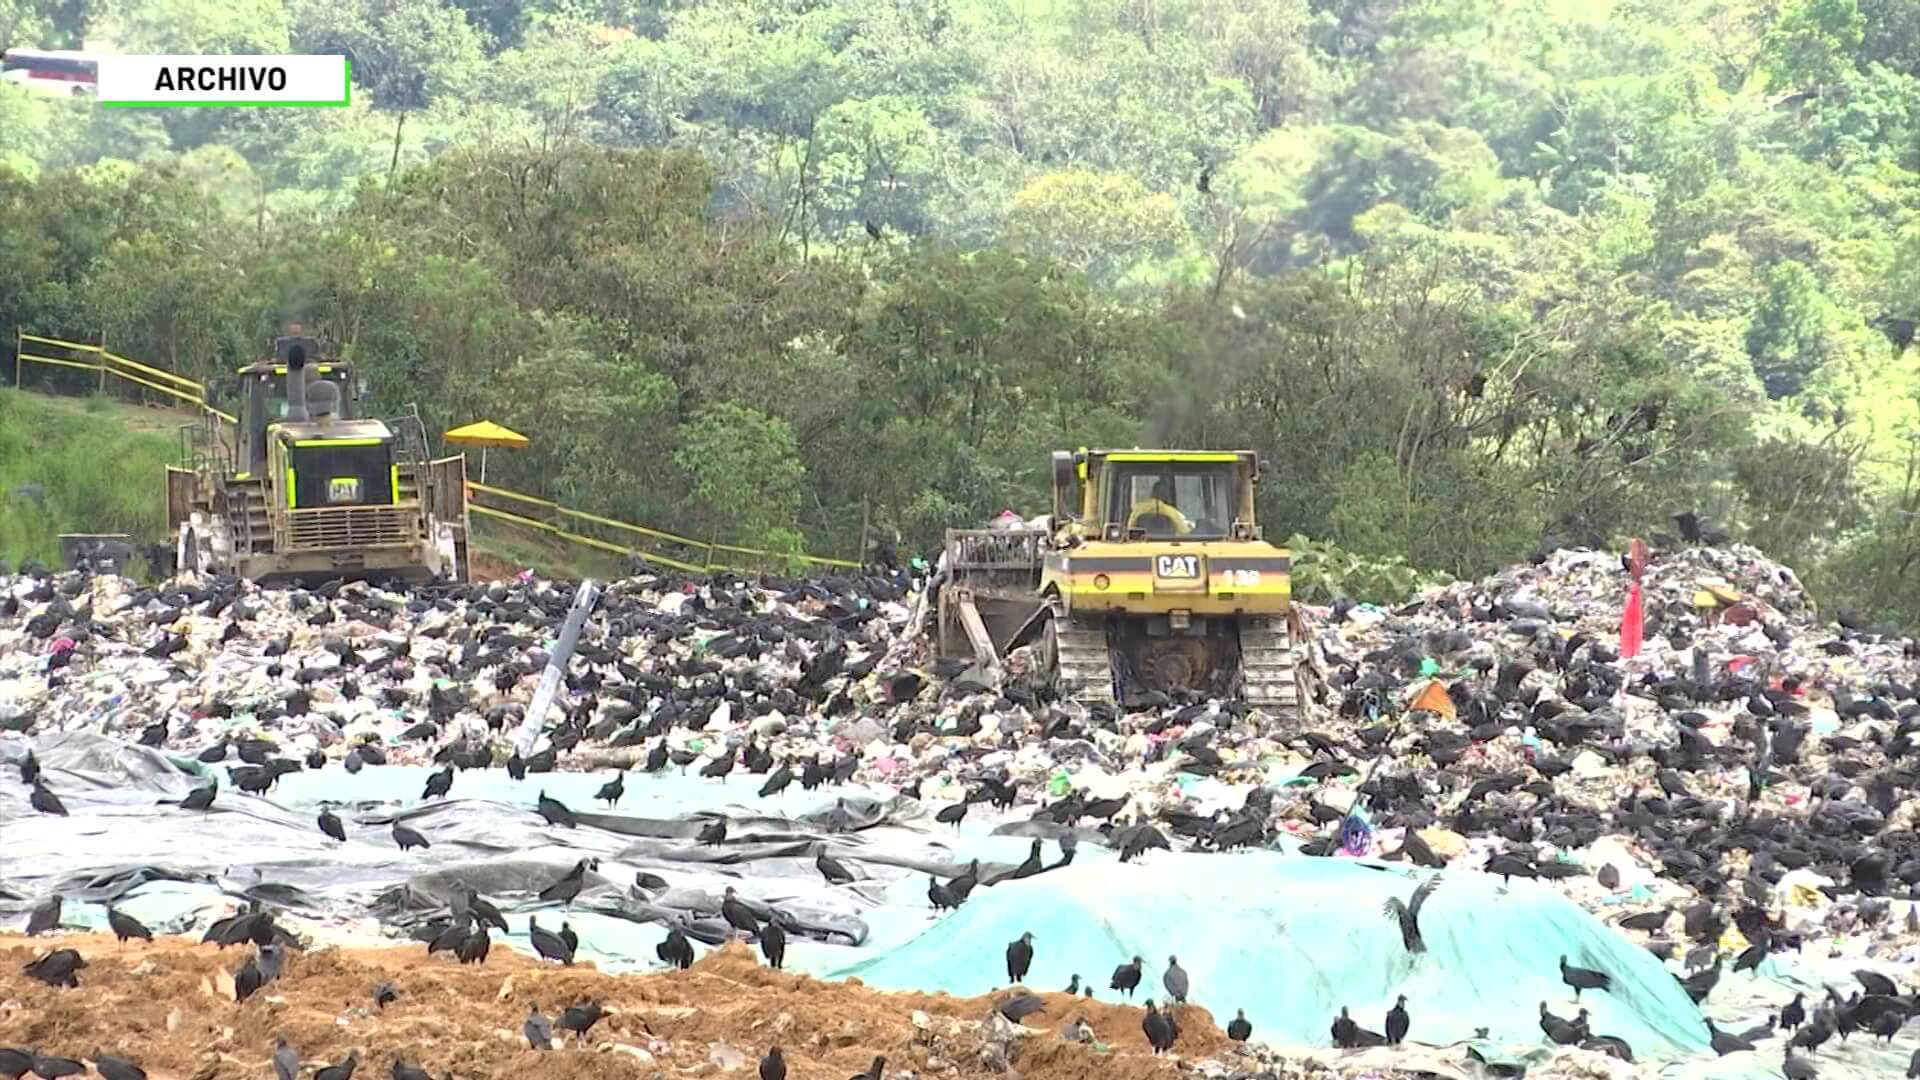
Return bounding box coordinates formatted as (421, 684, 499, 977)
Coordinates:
(0, 390, 180, 567)
(469, 516, 622, 580)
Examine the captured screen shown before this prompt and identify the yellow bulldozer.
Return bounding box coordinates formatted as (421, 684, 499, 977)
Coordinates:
(932, 448, 1303, 714)
(164, 334, 472, 584)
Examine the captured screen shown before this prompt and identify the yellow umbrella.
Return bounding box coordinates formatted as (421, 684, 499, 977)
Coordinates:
(444, 420, 530, 482)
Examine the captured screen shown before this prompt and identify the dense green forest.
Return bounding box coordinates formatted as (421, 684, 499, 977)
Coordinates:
(3, 0, 1920, 617)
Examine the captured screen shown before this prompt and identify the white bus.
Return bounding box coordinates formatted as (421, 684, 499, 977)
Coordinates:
(0, 49, 98, 97)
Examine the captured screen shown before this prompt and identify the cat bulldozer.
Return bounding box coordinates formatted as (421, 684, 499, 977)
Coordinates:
(932, 449, 1302, 714)
(164, 334, 472, 584)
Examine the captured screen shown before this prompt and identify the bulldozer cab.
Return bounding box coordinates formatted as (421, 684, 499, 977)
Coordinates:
(1066, 451, 1258, 542)
(233, 354, 355, 477)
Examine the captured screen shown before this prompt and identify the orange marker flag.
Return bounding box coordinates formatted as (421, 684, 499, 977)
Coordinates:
(1409, 678, 1455, 720)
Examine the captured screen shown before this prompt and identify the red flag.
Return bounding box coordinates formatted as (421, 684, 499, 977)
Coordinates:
(1621, 581, 1644, 660)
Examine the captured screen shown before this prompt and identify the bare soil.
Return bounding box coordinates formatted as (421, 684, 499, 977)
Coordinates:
(0, 933, 1228, 1080)
(462, 548, 517, 584)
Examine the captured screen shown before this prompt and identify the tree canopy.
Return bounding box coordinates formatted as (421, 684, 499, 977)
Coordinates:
(4, 0, 1920, 618)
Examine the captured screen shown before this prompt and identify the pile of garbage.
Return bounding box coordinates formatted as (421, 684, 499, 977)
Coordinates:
(1299, 542, 1919, 894)
(1312, 543, 1819, 694)
(3, 540, 1920, 1080)
(0, 566, 926, 771)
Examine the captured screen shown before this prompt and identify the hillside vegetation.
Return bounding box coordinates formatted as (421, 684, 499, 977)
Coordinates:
(2, 0, 1920, 617)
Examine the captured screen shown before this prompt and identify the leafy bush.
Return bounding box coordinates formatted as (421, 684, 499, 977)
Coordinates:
(672, 402, 808, 548)
(1284, 533, 1452, 606)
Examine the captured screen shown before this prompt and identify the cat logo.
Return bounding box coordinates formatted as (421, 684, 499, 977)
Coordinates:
(1154, 554, 1200, 579)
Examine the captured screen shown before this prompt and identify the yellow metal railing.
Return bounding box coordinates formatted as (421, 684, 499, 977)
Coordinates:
(13, 332, 236, 424)
(464, 481, 861, 574)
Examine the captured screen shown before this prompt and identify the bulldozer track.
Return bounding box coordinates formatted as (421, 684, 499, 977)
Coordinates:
(1053, 617, 1116, 705)
(1045, 613, 1303, 714)
(1239, 619, 1300, 716)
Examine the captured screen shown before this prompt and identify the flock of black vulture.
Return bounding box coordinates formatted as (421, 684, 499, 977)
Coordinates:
(1305, 539, 1920, 1079)
(7, 535, 1920, 1079)
(989, 939, 1213, 1056)
(8, 890, 613, 1079)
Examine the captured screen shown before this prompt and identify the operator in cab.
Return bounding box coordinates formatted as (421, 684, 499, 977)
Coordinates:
(1127, 477, 1193, 536)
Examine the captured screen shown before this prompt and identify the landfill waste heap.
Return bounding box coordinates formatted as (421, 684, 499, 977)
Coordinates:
(2, 541, 1920, 1080)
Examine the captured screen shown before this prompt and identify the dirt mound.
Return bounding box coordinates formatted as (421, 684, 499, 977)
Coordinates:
(0, 933, 1226, 1080)
(463, 547, 519, 584)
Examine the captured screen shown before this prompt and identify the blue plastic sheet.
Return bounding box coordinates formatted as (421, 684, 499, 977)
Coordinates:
(0, 733, 1033, 973)
(831, 852, 1713, 1057)
(6, 734, 1816, 1073)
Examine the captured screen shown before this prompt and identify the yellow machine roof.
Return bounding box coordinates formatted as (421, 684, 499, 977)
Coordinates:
(1094, 450, 1251, 462)
(272, 419, 391, 444)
